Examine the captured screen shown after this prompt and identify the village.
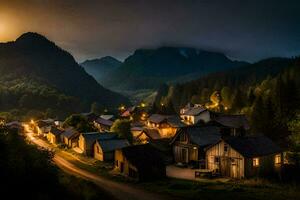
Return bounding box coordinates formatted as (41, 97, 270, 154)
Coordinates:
(2, 101, 285, 183)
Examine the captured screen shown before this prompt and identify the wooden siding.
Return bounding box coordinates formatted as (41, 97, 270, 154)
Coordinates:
(78, 135, 86, 152)
(206, 140, 245, 179)
(114, 149, 139, 179)
(94, 142, 114, 161)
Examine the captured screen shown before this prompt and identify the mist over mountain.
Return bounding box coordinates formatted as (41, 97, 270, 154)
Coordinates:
(0, 32, 129, 118)
(85, 47, 248, 91)
(81, 56, 122, 81)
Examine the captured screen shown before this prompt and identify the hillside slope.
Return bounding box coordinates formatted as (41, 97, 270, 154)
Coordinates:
(81, 56, 122, 81)
(101, 47, 248, 90)
(0, 32, 129, 118)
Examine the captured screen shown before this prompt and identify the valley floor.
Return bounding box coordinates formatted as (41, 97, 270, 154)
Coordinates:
(25, 131, 300, 200)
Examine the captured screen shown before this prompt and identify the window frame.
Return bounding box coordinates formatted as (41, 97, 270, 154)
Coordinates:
(253, 157, 259, 167)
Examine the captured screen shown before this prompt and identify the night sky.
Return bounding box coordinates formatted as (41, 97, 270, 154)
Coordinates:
(0, 0, 299, 62)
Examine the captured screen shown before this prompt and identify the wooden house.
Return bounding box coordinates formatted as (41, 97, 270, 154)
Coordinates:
(94, 138, 129, 161)
(205, 136, 282, 179)
(5, 121, 23, 133)
(131, 126, 144, 138)
(180, 104, 211, 125)
(147, 114, 186, 138)
(36, 119, 54, 136)
(171, 126, 222, 167)
(47, 126, 63, 144)
(61, 128, 80, 148)
(134, 128, 161, 144)
(78, 132, 117, 156)
(93, 117, 113, 132)
(114, 144, 166, 181)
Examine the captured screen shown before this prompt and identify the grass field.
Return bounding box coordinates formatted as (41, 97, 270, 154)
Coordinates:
(138, 178, 300, 200)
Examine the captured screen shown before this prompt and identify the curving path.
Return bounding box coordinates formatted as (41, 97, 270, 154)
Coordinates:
(25, 131, 173, 200)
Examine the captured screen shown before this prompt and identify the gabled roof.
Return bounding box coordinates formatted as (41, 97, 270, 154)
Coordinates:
(183, 106, 207, 116)
(49, 126, 64, 136)
(6, 121, 22, 126)
(37, 119, 54, 128)
(140, 128, 161, 140)
(81, 112, 98, 122)
(120, 144, 165, 169)
(100, 115, 114, 121)
(81, 132, 118, 147)
(148, 114, 185, 127)
(131, 126, 144, 132)
(166, 116, 186, 128)
(223, 136, 282, 158)
(94, 117, 113, 127)
(213, 114, 250, 130)
(171, 126, 221, 148)
(61, 128, 79, 139)
(148, 114, 169, 124)
(97, 139, 129, 152)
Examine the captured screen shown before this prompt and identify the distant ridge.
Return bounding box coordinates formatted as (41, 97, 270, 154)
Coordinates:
(86, 46, 248, 90)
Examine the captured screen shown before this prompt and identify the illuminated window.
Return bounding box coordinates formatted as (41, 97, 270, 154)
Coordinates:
(275, 154, 281, 165)
(253, 158, 259, 167)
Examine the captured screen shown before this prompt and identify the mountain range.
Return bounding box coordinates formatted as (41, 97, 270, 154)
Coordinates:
(81, 56, 122, 81)
(0, 32, 129, 118)
(81, 47, 248, 91)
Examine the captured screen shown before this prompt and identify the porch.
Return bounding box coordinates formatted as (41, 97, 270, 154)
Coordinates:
(166, 165, 229, 182)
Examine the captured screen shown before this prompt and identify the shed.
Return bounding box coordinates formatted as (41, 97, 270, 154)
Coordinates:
(115, 144, 166, 181)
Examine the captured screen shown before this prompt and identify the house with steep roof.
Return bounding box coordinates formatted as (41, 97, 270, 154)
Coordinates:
(134, 128, 161, 144)
(36, 119, 54, 136)
(147, 114, 186, 138)
(47, 126, 64, 144)
(78, 132, 117, 156)
(171, 126, 222, 167)
(93, 117, 114, 132)
(205, 136, 282, 179)
(94, 138, 129, 161)
(180, 104, 210, 125)
(5, 121, 23, 132)
(61, 128, 80, 148)
(114, 144, 166, 181)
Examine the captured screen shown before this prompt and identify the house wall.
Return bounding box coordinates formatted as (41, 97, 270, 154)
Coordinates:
(94, 142, 104, 161)
(135, 132, 150, 144)
(94, 122, 110, 132)
(173, 132, 199, 163)
(78, 135, 86, 153)
(159, 124, 178, 138)
(114, 149, 139, 179)
(206, 141, 245, 179)
(244, 153, 282, 178)
(62, 136, 78, 148)
(47, 133, 59, 144)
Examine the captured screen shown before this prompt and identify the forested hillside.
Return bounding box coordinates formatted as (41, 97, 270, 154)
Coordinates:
(101, 47, 247, 90)
(0, 33, 129, 120)
(154, 57, 300, 144)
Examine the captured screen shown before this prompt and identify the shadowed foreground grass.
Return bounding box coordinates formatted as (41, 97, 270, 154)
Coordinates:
(138, 178, 300, 200)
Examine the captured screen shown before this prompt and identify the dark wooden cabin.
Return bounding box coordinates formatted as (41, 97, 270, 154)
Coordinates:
(114, 144, 166, 181)
(205, 136, 282, 179)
